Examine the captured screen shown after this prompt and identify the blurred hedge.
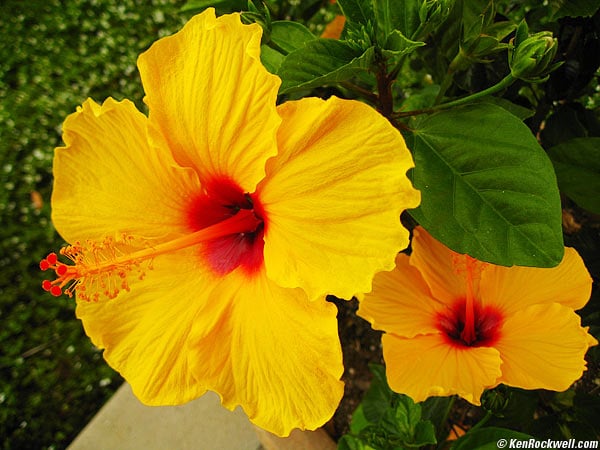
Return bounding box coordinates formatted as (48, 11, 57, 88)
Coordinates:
(0, 1, 188, 448)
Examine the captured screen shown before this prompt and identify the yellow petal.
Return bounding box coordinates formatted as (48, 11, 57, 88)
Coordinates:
(188, 268, 344, 436)
(359, 254, 441, 337)
(495, 303, 597, 392)
(410, 227, 468, 305)
(382, 333, 502, 405)
(258, 96, 420, 299)
(75, 248, 213, 405)
(52, 98, 200, 243)
(138, 9, 281, 192)
(480, 247, 592, 312)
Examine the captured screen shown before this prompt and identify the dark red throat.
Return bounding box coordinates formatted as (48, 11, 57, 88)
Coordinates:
(187, 177, 266, 276)
(436, 299, 503, 348)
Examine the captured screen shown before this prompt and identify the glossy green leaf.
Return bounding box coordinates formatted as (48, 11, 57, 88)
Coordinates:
(269, 21, 315, 54)
(277, 40, 374, 94)
(450, 427, 536, 450)
(408, 103, 564, 267)
(547, 137, 600, 214)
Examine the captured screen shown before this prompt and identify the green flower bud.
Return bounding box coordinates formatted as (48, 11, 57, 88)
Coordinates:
(481, 386, 511, 416)
(509, 23, 560, 82)
(419, 0, 455, 26)
(414, 0, 455, 40)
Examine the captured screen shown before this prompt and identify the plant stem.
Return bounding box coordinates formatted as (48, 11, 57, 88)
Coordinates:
(434, 70, 456, 105)
(469, 410, 493, 433)
(376, 61, 394, 117)
(434, 50, 468, 104)
(341, 81, 379, 103)
(393, 73, 516, 118)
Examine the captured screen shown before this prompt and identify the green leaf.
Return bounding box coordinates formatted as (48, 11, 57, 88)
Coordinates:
(450, 427, 535, 450)
(260, 44, 285, 73)
(372, 0, 421, 40)
(474, 97, 534, 120)
(269, 21, 315, 54)
(337, 0, 374, 27)
(349, 405, 371, 434)
(462, 0, 494, 35)
(420, 396, 454, 440)
(547, 137, 600, 214)
(393, 396, 437, 447)
(412, 421, 437, 447)
(408, 103, 564, 267)
(361, 364, 394, 423)
(550, 0, 600, 18)
(338, 435, 367, 450)
(394, 396, 422, 437)
(382, 29, 425, 58)
(277, 40, 374, 94)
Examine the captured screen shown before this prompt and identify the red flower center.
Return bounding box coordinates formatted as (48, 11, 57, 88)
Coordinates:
(436, 299, 503, 348)
(435, 255, 503, 348)
(187, 176, 266, 276)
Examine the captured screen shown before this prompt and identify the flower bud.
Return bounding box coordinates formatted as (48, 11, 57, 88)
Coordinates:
(509, 22, 560, 82)
(419, 0, 455, 30)
(481, 386, 511, 416)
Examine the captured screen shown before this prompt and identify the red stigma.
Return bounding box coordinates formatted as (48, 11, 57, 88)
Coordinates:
(39, 251, 80, 299)
(50, 286, 62, 297)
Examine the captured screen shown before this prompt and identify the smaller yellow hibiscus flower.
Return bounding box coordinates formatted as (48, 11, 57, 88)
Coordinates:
(359, 226, 597, 405)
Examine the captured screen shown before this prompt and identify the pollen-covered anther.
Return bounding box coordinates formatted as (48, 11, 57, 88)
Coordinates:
(39, 236, 150, 302)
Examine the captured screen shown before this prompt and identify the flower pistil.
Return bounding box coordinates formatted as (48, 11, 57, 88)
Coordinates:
(436, 255, 503, 347)
(40, 208, 262, 301)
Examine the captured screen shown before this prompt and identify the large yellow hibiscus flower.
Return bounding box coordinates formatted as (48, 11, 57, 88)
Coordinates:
(40, 9, 420, 436)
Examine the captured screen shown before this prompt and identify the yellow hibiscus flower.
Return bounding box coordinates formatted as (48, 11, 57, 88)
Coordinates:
(40, 9, 419, 436)
(359, 226, 597, 405)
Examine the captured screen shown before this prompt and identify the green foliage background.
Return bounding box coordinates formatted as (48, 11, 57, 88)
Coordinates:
(0, 1, 188, 448)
